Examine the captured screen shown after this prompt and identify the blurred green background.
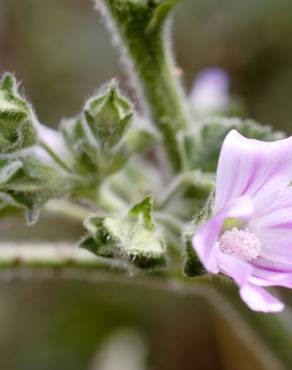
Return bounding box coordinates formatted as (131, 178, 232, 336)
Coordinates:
(1, 1, 292, 369)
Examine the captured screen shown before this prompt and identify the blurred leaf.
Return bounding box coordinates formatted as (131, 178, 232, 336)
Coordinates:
(125, 116, 160, 154)
(189, 118, 285, 172)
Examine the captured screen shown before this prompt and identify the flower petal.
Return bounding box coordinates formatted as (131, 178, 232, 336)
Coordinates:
(251, 182, 292, 219)
(249, 189, 292, 267)
(252, 257, 292, 273)
(193, 196, 254, 274)
(217, 250, 253, 286)
(216, 250, 284, 312)
(214, 130, 292, 214)
(250, 273, 292, 288)
(240, 284, 284, 313)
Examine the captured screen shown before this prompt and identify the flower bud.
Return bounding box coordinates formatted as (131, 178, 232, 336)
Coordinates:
(83, 80, 133, 148)
(60, 81, 133, 188)
(0, 73, 38, 153)
(81, 195, 166, 269)
(0, 147, 71, 224)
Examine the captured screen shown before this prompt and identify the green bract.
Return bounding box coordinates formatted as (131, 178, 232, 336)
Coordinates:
(0, 73, 38, 153)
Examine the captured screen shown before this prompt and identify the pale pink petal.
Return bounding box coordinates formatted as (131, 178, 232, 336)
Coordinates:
(249, 191, 292, 267)
(214, 130, 292, 214)
(240, 284, 284, 313)
(216, 251, 285, 312)
(226, 195, 254, 220)
(258, 243, 292, 266)
(252, 257, 292, 273)
(252, 183, 292, 219)
(217, 250, 253, 285)
(249, 272, 292, 288)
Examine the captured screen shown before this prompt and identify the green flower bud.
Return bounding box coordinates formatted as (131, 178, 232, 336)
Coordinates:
(81, 195, 166, 269)
(84, 80, 133, 148)
(60, 81, 134, 191)
(0, 73, 38, 153)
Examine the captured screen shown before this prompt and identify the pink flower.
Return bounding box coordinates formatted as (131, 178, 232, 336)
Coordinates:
(192, 130, 292, 313)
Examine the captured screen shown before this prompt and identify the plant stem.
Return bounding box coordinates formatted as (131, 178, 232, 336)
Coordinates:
(157, 171, 213, 209)
(40, 140, 72, 173)
(158, 172, 193, 208)
(97, 0, 190, 172)
(97, 185, 129, 213)
(0, 244, 130, 271)
(45, 199, 91, 222)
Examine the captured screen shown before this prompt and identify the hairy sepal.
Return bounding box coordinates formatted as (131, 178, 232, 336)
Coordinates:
(183, 189, 214, 277)
(0, 148, 71, 224)
(0, 73, 38, 153)
(81, 195, 167, 269)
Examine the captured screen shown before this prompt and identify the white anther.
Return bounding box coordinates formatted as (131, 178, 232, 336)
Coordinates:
(219, 227, 261, 262)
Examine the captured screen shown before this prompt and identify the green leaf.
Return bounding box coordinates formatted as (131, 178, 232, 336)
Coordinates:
(82, 196, 166, 269)
(0, 73, 38, 153)
(190, 117, 285, 172)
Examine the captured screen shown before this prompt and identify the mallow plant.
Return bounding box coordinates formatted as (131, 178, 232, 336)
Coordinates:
(0, 0, 291, 315)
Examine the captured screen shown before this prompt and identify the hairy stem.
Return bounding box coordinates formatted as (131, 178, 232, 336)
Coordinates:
(45, 199, 91, 222)
(40, 140, 72, 173)
(157, 171, 213, 209)
(0, 244, 131, 271)
(97, 0, 190, 172)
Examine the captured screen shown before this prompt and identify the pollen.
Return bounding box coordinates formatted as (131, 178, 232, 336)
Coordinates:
(218, 227, 261, 262)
